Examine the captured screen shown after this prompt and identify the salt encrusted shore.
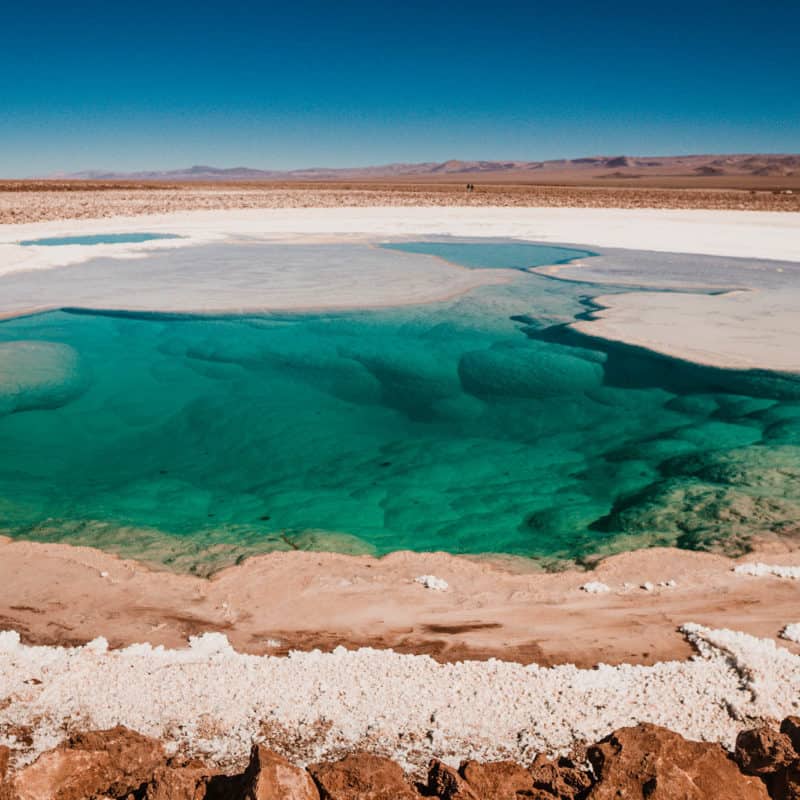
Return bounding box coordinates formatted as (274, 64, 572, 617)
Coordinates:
(2, 206, 799, 373)
(1, 622, 799, 772)
(2, 207, 799, 279)
(2, 538, 800, 668)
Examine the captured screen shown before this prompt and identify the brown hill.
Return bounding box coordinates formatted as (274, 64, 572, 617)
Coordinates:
(58, 153, 800, 188)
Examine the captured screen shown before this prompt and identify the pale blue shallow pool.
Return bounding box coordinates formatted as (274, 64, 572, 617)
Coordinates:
(19, 233, 182, 246)
(383, 241, 595, 270)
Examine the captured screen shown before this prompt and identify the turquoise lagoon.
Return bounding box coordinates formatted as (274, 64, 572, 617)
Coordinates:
(1, 241, 799, 572)
(19, 233, 182, 246)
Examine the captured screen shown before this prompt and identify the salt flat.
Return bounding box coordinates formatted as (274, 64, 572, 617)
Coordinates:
(1, 207, 799, 278)
(0, 241, 510, 319)
(1, 206, 799, 372)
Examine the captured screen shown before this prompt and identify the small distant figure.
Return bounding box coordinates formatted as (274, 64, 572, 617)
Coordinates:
(466, 183, 474, 193)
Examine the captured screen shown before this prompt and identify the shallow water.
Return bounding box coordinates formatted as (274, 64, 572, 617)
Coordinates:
(19, 233, 181, 246)
(383, 241, 595, 270)
(1, 240, 799, 571)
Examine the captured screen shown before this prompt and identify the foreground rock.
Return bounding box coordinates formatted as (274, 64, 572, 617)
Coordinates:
(143, 759, 216, 800)
(770, 762, 800, 800)
(736, 726, 796, 777)
(427, 760, 478, 799)
(308, 753, 420, 800)
(458, 759, 534, 798)
(7, 719, 800, 799)
(0, 726, 164, 800)
(529, 753, 593, 798)
(781, 717, 800, 756)
(588, 723, 770, 799)
(734, 716, 800, 800)
(240, 746, 319, 800)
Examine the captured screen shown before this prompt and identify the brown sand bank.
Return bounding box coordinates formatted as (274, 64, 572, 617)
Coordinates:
(1, 181, 799, 224)
(2, 536, 799, 668)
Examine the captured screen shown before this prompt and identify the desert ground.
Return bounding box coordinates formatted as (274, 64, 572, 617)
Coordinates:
(0, 177, 799, 227)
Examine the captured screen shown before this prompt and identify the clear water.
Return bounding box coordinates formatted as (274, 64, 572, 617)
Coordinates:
(19, 233, 182, 246)
(383, 241, 595, 270)
(1, 241, 799, 573)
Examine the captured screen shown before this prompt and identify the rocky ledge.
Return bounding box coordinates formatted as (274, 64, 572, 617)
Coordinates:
(2, 718, 800, 800)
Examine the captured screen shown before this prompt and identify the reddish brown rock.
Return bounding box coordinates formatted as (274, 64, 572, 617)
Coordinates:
(529, 753, 593, 799)
(238, 746, 319, 800)
(587, 723, 769, 800)
(0, 746, 9, 782)
(144, 760, 214, 800)
(308, 753, 420, 800)
(458, 759, 534, 798)
(770, 759, 800, 800)
(0, 726, 164, 800)
(67, 725, 165, 793)
(781, 717, 800, 756)
(427, 760, 478, 799)
(0, 749, 111, 800)
(736, 726, 796, 776)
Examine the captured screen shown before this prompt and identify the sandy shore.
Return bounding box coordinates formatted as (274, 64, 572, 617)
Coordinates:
(2, 592, 800, 771)
(2, 206, 799, 373)
(2, 536, 800, 771)
(2, 536, 799, 668)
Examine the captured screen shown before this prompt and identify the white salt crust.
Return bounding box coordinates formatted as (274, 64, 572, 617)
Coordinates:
(1, 624, 799, 773)
(734, 563, 800, 579)
(415, 575, 449, 591)
(782, 624, 800, 644)
(580, 581, 611, 594)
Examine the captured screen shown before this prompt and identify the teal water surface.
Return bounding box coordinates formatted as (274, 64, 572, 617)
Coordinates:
(1, 241, 799, 572)
(19, 233, 182, 246)
(383, 241, 595, 270)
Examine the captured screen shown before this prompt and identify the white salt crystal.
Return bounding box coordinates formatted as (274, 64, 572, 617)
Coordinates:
(734, 563, 800, 579)
(580, 581, 610, 594)
(415, 575, 449, 591)
(781, 624, 800, 644)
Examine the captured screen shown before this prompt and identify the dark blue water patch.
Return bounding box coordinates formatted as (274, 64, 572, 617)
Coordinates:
(19, 233, 182, 246)
(382, 241, 595, 270)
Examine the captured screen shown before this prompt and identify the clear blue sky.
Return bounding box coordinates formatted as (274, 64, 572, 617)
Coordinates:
(2, 0, 798, 176)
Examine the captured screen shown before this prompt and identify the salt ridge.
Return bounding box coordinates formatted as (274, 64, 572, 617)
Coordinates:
(735, 562, 800, 579)
(1, 624, 799, 772)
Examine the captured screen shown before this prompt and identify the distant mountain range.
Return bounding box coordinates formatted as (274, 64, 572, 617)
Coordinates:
(57, 154, 800, 182)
